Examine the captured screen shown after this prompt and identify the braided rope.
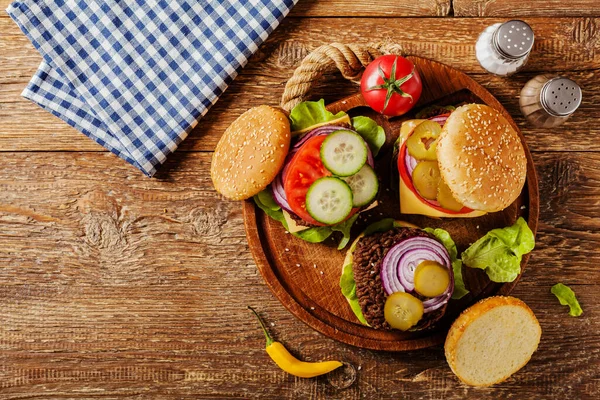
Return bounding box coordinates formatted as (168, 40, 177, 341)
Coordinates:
(280, 42, 406, 112)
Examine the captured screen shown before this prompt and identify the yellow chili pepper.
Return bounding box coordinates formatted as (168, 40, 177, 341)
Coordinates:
(248, 306, 343, 378)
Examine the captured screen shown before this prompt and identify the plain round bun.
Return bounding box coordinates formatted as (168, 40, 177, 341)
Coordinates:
(211, 105, 290, 200)
(437, 104, 527, 212)
(445, 296, 541, 387)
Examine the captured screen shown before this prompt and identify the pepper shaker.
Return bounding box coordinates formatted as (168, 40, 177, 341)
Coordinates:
(519, 75, 582, 128)
(475, 20, 534, 76)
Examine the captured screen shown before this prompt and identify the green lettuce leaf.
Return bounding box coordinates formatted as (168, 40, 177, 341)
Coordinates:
(363, 218, 395, 236)
(289, 99, 347, 132)
(340, 260, 369, 325)
(425, 228, 468, 299)
(551, 283, 583, 317)
(331, 214, 359, 250)
(415, 105, 456, 119)
(351, 116, 386, 156)
(294, 226, 333, 243)
(255, 190, 288, 226)
(254, 189, 359, 248)
(461, 217, 535, 283)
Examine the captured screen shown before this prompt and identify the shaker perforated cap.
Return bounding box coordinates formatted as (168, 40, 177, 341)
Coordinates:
(541, 77, 582, 117)
(493, 20, 534, 59)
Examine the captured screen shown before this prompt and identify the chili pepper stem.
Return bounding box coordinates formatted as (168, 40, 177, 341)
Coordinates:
(248, 306, 275, 346)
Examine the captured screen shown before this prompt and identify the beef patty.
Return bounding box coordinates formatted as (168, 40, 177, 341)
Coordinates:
(352, 227, 446, 330)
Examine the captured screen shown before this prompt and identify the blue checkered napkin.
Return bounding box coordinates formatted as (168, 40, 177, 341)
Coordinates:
(7, 1, 297, 176)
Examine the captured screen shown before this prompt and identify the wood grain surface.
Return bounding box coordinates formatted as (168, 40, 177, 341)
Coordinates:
(1, 1, 600, 399)
(454, 1, 600, 17)
(1, 17, 599, 153)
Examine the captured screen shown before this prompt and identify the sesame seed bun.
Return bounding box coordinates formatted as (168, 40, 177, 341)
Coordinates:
(436, 104, 527, 212)
(211, 105, 290, 200)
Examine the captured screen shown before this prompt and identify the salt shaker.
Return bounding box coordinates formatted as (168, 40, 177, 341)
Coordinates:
(519, 75, 582, 128)
(475, 20, 534, 76)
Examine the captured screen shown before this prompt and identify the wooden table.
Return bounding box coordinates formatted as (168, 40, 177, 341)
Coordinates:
(1, 1, 599, 398)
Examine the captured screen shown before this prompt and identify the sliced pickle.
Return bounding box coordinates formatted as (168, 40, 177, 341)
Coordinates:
(406, 120, 442, 161)
(437, 180, 464, 212)
(384, 292, 424, 331)
(412, 161, 440, 200)
(414, 261, 451, 298)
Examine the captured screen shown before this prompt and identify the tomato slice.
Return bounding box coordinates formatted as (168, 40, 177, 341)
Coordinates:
(398, 138, 474, 215)
(284, 135, 358, 225)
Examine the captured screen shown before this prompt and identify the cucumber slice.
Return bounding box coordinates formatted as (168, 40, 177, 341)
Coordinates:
(343, 165, 379, 207)
(306, 177, 353, 225)
(320, 130, 368, 176)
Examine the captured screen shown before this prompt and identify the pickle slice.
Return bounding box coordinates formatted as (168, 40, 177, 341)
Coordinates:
(384, 292, 424, 331)
(412, 161, 440, 200)
(437, 180, 464, 211)
(406, 120, 442, 161)
(414, 261, 451, 298)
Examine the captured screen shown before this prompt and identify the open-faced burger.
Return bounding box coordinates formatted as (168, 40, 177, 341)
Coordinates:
(255, 100, 386, 248)
(340, 219, 467, 331)
(395, 103, 527, 217)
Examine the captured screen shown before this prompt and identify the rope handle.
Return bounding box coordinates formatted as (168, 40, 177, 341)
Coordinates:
(280, 42, 406, 112)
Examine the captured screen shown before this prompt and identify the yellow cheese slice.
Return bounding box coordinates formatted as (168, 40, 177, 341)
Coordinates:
(283, 210, 310, 233)
(400, 178, 486, 218)
(399, 119, 426, 143)
(398, 119, 486, 219)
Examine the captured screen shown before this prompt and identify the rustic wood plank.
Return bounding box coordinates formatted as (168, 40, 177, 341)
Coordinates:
(1, 17, 599, 156)
(0, 150, 599, 398)
(2, 70, 598, 155)
(289, 0, 451, 17)
(455, 1, 600, 17)
(0, 0, 451, 17)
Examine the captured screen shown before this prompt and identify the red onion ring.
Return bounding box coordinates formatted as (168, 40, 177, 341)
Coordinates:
(405, 152, 418, 176)
(429, 114, 449, 125)
(272, 173, 292, 213)
(293, 125, 347, 150)
(380, 236, 454, 313)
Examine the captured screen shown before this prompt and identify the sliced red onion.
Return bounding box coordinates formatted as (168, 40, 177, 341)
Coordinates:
(405, 151, 418, 176)
(272, 173, 292, 213)
(430, 114, 449, 126)
(294, 125, 348, 150)
(380, 237, 454, 313)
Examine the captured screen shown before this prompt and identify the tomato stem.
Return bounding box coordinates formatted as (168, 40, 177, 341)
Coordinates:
(367, 56, 416, 113)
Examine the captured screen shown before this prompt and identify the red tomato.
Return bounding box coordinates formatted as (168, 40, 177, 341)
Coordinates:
(284, 135, 358, 225)
(284, 136, 330, 225)
(361, 55, 422, 116)
(398, 138, 473, 214)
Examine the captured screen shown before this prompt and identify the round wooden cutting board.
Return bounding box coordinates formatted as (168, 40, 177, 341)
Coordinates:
(243, 56, 539, 351)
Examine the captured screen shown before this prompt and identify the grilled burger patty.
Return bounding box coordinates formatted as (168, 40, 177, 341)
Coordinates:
(352, 227, 450, 330)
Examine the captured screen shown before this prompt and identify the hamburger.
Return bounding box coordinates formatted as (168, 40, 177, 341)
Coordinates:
(396, 103, 527, 217)
(341, 219, 462, 331)
(213, 100, 386, 248)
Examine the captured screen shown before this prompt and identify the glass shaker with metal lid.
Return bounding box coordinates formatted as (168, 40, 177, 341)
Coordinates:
(475, 20, 534, 76)
(519, 75, 582, 128)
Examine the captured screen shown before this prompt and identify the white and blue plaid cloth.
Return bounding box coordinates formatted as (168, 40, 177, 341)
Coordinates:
(7, 0, 297, 176)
